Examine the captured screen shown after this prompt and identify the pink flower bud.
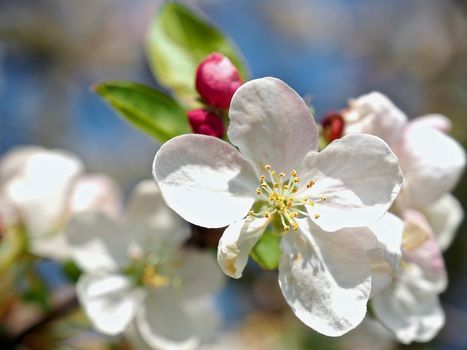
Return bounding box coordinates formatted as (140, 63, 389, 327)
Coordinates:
(195, 53, 242, 109)
(321, 111, 344, 142)
(187, 109, 225, 138)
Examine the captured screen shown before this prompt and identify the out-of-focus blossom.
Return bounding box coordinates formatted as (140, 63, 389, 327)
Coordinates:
(0, 146, 121, 260)
(343, 91, 466, 344)
(66, 180, 224, 350)
(153, 77, 403, 336)
(187, 109, 225, 138)
(195, 53, 243, 110)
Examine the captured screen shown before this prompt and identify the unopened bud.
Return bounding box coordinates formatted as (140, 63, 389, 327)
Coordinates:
(195, 53, 242, 109)
(321, 111, 344, 142)
(187, 109, 225, 138)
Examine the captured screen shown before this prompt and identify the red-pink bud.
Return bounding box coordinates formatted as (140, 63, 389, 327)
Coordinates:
(187, 109, 225, 138)
(321, 111, 344, 142)
(195, 53, 242, 109)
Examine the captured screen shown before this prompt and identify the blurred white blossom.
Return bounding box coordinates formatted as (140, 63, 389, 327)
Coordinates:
(0, 146, 121, 260)
(153, 77, 403, 336)
(343, 91, 466, 343)
(66, 180, 224, 350)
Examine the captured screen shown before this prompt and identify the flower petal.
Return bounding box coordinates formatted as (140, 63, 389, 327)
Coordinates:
(228, 77, 318, 174)
(153, 134, 257, 228)
(65, 212, 128, 273)
(126, 180, 189, 253)
(402, 209, 447, 293)
(399, 125, 465, 207)
(278, 218, 371, 336)
(300, 134, 402, 232)
(69, 174, 122, 218)
(77, 273, 139, 336)
(410, 114, 452, 132)
(344, 91, 408, 146)
(424, 194, 463, 251)
(2, 148, 83, 237)
(176, 249, 225, 298)
(366, 213, 404, 298)
(217, 217, 270, 279)
(136, 289, 200, 350)
(372, 264, 445, 344)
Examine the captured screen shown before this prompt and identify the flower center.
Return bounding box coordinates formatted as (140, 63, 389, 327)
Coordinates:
(142, 264, 171, 288)
(248, 165, 326, 232)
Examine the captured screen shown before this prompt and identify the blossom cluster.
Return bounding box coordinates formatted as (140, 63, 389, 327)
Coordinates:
(152, 60, 464, 344)
(0, 47, 464, 348)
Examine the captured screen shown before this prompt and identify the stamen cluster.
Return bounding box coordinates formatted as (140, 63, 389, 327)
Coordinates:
(248, 165, 326, 232)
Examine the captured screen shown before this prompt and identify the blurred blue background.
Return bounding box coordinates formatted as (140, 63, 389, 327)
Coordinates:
(1, 0, 467, 349)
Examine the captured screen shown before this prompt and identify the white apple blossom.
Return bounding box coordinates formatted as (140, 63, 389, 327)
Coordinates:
(0, 146, 121, 260)
(66, 180, 224, 350)
(153, 77, 404, 336)
(343, 91, 466, 343)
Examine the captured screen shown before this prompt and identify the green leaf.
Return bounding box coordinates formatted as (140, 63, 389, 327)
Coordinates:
(146, 2, 249, 104)
(93, 81, 190, 142)
(251, 229, 281, 270)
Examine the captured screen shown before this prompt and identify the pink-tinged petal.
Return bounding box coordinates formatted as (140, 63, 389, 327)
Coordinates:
(217, 217, 270, 279)
(153, 134, 257, 228)
(300, 134, 402, 232)
(424, 194, 463, 251)
(69, 174, 122, 219)
(372, 263, 445, 344)
(402, 209, 447, 293)
(278, 218, 371, 336)
(344, 91, 408, 146)
(228, 77, 318, 175)
(398, 126, 465, 208)
(410, 114, 452, 132)
(77, 273, 139, 336)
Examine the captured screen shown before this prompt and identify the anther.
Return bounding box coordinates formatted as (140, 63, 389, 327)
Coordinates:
(293, 177, 301, 183)
(291, 170, 297, 177)
(259, 175, 265, 181)
(248, 210, 255, 216)
(314, 214, 320, 219)
(306, 180, 315, 188)
(265, 164, 271, 170)
(279, 172, 285, 177)
(256, 188, 262, 195)
(283, 225, 290, 232)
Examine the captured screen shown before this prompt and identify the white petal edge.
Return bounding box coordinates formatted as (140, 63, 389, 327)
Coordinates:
(217, 217, 270, 279)
(372, 264, 445, 344)
(300, 134, 403, 232)
(399, 125, 466, 208)
(344, 91, 408, 146)
(278, 218, 372, 336)
(126, 180, 189, 253)
(176, 249, 225, 298)
(424, 194, 464, 251)
(228, 77, 318, 175)
(410, 114, 452, 133)
(2, 148, 83, 237)
(153, 134, 257, 228)
(65, 212, 129, 273)
(68, 174, 122, 219)
(366, 213, 404, 298)
(136, 289, 200, 350)
(77, 273, 139, 336)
